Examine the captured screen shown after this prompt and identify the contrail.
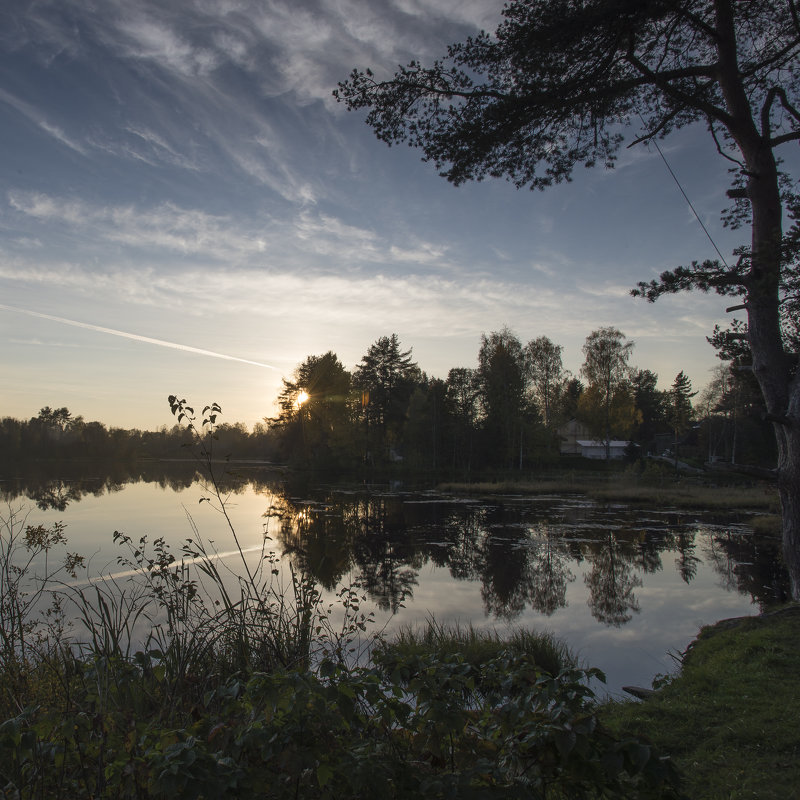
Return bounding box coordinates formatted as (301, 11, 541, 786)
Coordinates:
(0, 303, 280, 371)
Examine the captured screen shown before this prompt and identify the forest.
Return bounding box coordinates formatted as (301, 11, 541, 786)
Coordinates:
(1, 325, 776, 478)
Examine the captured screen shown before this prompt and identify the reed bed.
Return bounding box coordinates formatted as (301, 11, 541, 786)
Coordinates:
(439, 474, 779, 512)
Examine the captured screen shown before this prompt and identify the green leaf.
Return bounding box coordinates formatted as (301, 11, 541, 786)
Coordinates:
(317, 761, 335, 787)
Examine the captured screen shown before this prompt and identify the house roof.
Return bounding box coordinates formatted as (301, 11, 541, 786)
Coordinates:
(576, 440, 630, 448)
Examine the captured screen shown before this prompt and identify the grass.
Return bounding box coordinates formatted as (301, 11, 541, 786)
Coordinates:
(586, 482, 778, 510)
(438, 470, 780, 512)
(601, 604, 800, 800)
(373, 618, 577, 678)
(748, 513, 782, 535)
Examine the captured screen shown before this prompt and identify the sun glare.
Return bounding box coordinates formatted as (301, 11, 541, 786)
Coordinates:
(295, 390, 309, 408)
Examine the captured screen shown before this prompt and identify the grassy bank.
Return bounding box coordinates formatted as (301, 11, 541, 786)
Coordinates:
(372, 618, 577, 679)
(438, 469, 780, 513)
(602, 604, 800, 799)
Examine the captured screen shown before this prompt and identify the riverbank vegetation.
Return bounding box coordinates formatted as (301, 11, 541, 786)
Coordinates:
(373, 619, 577, 680)
(438, 469, 780, 514)
(1, 403, 791, 797)
(0, 505, 684, 799)
(602, 605, 800, 800)
(3, 494, 794, 798)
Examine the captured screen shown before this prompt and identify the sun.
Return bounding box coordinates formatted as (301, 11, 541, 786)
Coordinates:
(295, 390, 309, 408)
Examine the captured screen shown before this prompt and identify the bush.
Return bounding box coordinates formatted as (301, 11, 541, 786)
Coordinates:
(0, 652, 683, 799)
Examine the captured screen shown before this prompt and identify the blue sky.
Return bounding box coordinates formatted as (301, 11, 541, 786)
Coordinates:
(0, 0, 755, 430)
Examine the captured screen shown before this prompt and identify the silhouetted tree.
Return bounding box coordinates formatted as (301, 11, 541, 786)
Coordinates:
(630, 369, 667, 448)
(475, 328, 529, 468)
(403, 377, 446, 472)
(558, 377, 584, 424)
(444, 367, 479, 474)
(526, 335, 567, 430)
(336, 0, 800, 598)
(667, 371, 697, 467)
(630, 369, 668, 453)
(577, 381, 640, 448)
(353, 334, 420, 463)
(272, 352, 354, 468)
(580, 328, 635, 458)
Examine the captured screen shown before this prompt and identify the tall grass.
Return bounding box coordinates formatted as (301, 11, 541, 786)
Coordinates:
(0, 398, 378, 718)
(374, 617, 576, 679)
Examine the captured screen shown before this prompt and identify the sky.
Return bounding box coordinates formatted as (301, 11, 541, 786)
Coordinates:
(0, 0, 764, 431)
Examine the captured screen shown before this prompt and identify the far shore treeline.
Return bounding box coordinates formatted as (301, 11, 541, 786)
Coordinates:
(1, 326, 776, 476)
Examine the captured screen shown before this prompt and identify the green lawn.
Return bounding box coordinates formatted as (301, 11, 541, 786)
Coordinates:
(601, 605, 800, 799)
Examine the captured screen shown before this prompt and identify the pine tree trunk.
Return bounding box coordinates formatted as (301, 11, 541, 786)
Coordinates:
(743, 140, 799, 599)
(709, 0, 800, 599)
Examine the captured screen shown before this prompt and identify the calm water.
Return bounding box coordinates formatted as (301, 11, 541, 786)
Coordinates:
(1, 466, 788, 698)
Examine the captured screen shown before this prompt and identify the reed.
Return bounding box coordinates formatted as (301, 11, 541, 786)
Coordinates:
(373, 617, 577, 678)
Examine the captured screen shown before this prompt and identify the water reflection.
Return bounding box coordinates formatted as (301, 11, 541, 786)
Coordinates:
(269, 486, 789, 623)
(1, 469, 790, 625)
(584, 532, 643, 626)
(703, 526, 789, 602)
(1, 461, 275, 510)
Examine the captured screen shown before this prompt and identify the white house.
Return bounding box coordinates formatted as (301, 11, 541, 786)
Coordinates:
(575, 439, 630, 460)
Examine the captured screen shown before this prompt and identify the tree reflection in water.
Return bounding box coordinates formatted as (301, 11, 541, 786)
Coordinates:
(527, 528, 575, 616)
(480, 523, 535, 621)
(1, 461, 205, 510)
(702, 525, 791, 604)
(583, 532, 643, 627)
(1, 470, 791, 624)
(674, 530, 701, 583)
(477, 520, 576, 621)
(264, 487, 789, 625)
(349, 495, 420, 613)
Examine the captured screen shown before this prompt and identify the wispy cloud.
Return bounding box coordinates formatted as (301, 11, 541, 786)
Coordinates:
(0, 0, 500, 205)
(7, 192, 268, 261)
(389, 242, 448, 265)
(5, 192, 456, 273)
(116, 15, 221, 77)
(0, 88, 86, 154)
(107, 124, 202, 170)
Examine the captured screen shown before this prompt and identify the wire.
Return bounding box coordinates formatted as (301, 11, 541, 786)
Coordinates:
(646, 133, 730, 268)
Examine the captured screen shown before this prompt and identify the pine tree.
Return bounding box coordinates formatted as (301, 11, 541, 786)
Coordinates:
(667, 371, 697, 469)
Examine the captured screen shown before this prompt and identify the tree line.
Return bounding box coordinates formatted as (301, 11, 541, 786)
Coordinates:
(0, 405, 271, 464)
(1, 324, 773, 474)
(267, 325, 775, 475)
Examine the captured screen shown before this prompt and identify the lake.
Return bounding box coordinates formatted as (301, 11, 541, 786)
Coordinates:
(1, 463, 788, 698)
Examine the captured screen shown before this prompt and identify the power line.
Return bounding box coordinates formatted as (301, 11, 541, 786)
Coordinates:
(646, 133, 731, 268)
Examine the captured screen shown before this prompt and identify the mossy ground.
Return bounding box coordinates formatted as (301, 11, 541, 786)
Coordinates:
(601, 605, 800, 800)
